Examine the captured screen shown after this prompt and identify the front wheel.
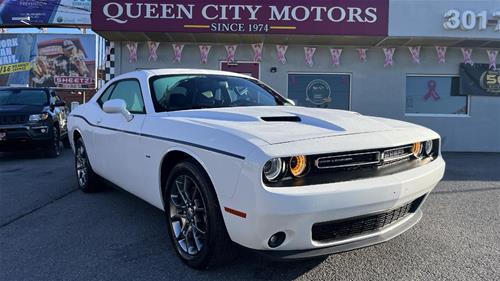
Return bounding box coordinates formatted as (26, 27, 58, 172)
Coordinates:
(165, 160, 237, 269)
(74, 138, 101, 193)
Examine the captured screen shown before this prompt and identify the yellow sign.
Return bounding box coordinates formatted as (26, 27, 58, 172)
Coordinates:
(0, 62, 31, 75)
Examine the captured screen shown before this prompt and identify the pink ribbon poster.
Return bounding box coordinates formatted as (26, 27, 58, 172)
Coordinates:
(276, 45, 288, 64)
(225, 45, 237, 63)
(199, 45, 211, 64)
(172, 44, 185, 63)
(304, 47, 316, 67)
(252, 43, 263, 62)
(435, 46, 447, 64)
(147, 41, 160, 62)
(383, 48, 395, 67)
(126, 42, 138, 63)
(424, 80, 441, 101)
(329, 48, 342, 66)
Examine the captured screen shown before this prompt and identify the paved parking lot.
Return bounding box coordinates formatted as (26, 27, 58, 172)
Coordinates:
(1, 149, 499, 281)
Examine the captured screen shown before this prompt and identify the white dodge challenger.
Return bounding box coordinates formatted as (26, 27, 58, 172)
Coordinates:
(68, 69, 445, 269)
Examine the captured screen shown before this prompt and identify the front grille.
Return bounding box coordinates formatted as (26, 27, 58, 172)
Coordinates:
(0, 115, 28, 125)
(311, 195, 425, 243)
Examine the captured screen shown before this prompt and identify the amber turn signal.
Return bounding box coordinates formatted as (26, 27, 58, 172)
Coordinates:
(412, 142, 423, 158)
(290, 155, 307, 177)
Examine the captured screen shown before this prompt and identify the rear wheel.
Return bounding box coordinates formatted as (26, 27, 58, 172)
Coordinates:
(75, 138, 101, 193)
(165, 160, 237, 269)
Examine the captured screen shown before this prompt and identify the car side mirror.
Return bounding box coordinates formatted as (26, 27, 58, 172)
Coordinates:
(103, 99, 134, 122)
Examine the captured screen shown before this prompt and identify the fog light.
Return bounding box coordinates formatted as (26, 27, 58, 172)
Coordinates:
(268, 231, 286, 248)
(41, 128, 47, 133)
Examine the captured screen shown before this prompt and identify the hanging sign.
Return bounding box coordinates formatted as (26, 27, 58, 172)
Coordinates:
(459, 63, 500, 96)
(148, 41, 160, 61)
(276, 45, 288, 64)
(304, 47, 316, 67)
(199, 45, 211, 64)
(252, 43, 263, 62)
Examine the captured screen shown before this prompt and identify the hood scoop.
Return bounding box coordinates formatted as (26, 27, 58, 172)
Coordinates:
(261, 116, 301, 122)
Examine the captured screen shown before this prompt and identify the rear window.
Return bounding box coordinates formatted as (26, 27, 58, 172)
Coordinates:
(0, 89, 49, 106)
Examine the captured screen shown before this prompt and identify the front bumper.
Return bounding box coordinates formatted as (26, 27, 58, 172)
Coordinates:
(221, 156, 445, 255)
(0, 124, 52, 151)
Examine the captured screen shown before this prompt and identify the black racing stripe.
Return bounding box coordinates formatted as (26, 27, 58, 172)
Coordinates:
(70, 114, 246, 160)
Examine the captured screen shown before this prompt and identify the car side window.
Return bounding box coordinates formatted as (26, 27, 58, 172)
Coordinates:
(109, 80, 145, 114)
(97, 84, 116, 107)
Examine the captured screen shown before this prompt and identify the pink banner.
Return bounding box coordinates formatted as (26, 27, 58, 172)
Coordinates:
(383, 48, 395, 67)
(487, 50, 498, 70)
(461, 48, 473, 66)
(199, 45, 211, 64)
(435, 46, 447, 64)
(147, 41, 160, 62)
(252, 43, 263, 62)
(408, 46, 421, 64)
(225, 45, 237, 63)
(276, 45, 288, 64)
(126, 42, 138, 63)
(424, 80, 440, 101)
(304, 47, 316, 67)
(172, 44, 185, 63)
(329, 48, 342, 66)
(357, 48, 367, 63)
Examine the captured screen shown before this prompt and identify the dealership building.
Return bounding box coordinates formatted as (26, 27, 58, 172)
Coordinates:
(92, 0, 500, 152)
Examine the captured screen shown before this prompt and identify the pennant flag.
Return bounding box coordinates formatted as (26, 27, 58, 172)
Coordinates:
(172, 44, 185, 63)
(225, 45, 237, 63)
(199, 45, 211, 64)
(461, 48, 473, 65)
(435, 46, 447, 64)
(329, 48, 343, 66)
(252, 43, 263, 62)
(147, 41, 160, 62)
(304, 47, 316, 67)
(126, 42, 138, 63)
(383, 48, 395, 67)
(357, 48, 368, 63)
(408, 46, 421, 64)
(276, 45, 288, 64)
(486, 50, 498, 70)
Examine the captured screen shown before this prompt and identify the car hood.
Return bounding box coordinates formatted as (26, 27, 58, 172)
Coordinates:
(0, 104, 46, 115)
(165, 106, 414, 145)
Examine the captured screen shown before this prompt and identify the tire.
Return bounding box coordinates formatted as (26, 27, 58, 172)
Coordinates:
(164, 160, 237, 269)
(74, 138, 101, 193)
(46, 126, 62, 158)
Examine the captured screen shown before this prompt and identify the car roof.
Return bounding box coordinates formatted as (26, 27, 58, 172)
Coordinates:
(135, 68, 256, 80)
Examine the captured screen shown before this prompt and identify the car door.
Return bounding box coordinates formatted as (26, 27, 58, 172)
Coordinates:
(92, 79, 147, 193)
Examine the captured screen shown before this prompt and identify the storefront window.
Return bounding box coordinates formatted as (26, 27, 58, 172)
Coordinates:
(287, 73, 351, 110)
(406, 76, 468, 115)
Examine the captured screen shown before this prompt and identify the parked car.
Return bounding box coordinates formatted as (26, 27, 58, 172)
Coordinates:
(68, 69, 445, 269)
(0, 87, 68, 157)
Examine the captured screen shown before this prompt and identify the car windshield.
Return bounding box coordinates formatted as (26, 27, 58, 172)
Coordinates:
(0, 89, 49, 106)
(150, 75, 289, 112)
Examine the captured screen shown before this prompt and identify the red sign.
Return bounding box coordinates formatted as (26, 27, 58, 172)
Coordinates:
(92, 0, 389, 36)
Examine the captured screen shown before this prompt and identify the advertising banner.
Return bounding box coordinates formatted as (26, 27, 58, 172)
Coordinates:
(92, 0, 389, 36)
(459, 63, 500, 96)
(0, 0, 91, 26)
(0, 34, 96, 89)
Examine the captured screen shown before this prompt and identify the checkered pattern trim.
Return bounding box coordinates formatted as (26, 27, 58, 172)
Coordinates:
(105, 41, 115, 82)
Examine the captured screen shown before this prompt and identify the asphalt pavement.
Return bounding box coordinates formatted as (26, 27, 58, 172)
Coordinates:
(1, 149, 499, 281)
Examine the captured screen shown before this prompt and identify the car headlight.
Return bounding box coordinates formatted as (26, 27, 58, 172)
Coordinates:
(29, 113, 49, 122)
(424, 140, 433, 156)
(412, 142, 423, 158)
(263, 158, 284, 182)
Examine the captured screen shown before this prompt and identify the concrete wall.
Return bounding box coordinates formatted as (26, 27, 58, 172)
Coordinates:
(114, 42, 500, 152)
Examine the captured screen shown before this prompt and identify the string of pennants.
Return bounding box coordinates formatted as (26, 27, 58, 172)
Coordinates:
(126, 42, 499, 71)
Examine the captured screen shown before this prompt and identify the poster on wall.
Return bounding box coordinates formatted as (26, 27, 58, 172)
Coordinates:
(459, 63, 500, 96)
(0, 33, 96, 89)
(287, 74, 350, 110)
(0, 0, 91, 26)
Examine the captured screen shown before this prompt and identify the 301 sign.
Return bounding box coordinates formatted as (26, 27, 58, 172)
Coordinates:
(443, 10, 500, 31)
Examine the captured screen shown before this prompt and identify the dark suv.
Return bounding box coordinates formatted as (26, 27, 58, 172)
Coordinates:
(0, 88, 69, 157)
